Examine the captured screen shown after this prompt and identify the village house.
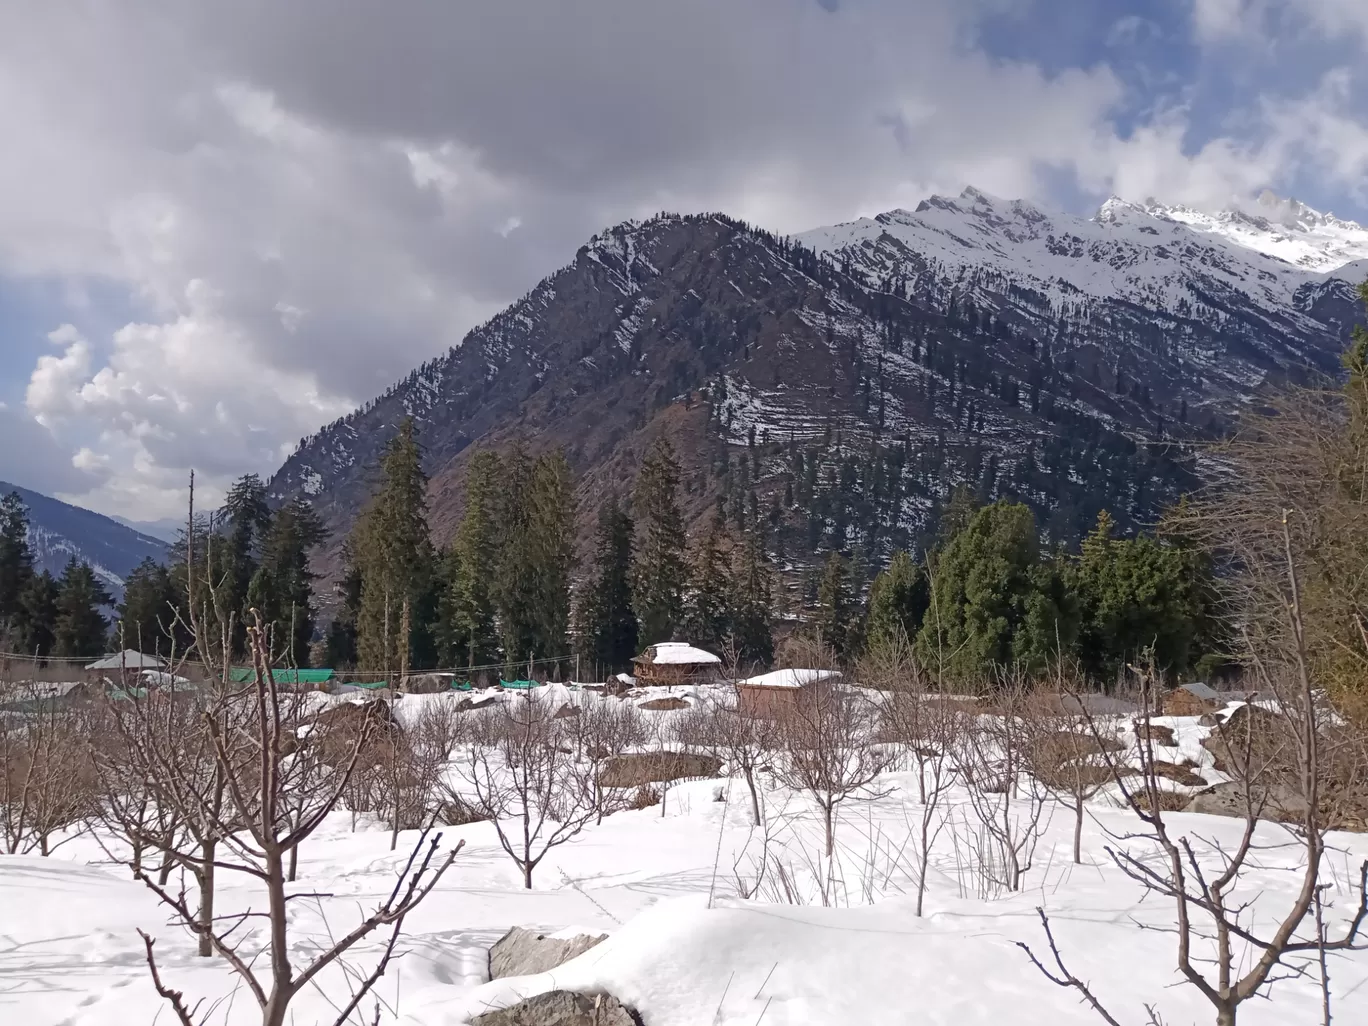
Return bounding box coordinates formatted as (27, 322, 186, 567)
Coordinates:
(631, 642, 722, 687)
(1161, 680, 1224, 717)
(736, 668, 842, 718)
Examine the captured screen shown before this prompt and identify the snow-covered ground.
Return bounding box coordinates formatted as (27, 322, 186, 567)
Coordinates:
(3, 688, 1366, 1026)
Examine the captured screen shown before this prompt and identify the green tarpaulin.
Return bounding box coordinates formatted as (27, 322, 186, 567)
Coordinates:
(229, 668, 336, 685)
(449, 681, 474, 691)
(499, 679, 539, 689)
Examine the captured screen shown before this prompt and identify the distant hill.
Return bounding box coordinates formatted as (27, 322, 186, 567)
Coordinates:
(1, 481, 172, 596)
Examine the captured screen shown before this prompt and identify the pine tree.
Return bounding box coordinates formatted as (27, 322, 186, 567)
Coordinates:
(323, 558, 362, 669)
(222, 474, 272, 654)
(115, 558, 184, 655)
(0, 491, 34, 646)
(685, 514, 732, 650)
(729, 532, 773, 669)
(916, 500, 1074, 679)
(527, 449, 575, 662)
(816, 551, 854, 656)
(248, 496, 325, 667)
(18, 571, 59, 657)
(353, 419, 433, 673)
(632, 437, 687, 644)
(52, 558, 112, 658)
(865, 550, 929, 655)
(442, 450, 502, 670)
(575, 497, 638, 674)
(494, 443, 540, 667)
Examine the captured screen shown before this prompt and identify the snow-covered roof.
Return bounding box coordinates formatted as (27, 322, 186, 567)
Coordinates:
(741, 668, 839, 690)
(1177, 681, 1220, 702)
(85, 650, 167, 670)
(640, 642, 721, 665)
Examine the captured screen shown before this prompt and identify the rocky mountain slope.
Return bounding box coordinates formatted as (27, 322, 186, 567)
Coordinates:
(268, 189, 1368, 584)
(2, 481, 170, 596)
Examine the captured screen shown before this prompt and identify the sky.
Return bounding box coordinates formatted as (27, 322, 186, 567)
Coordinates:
(2, 0, 1368, 521)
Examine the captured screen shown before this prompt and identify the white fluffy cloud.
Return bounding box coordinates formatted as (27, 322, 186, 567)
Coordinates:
(0, 0, 1365, 517)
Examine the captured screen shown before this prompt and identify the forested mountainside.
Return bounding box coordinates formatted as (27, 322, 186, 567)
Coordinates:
(268, 188, 1368, 585)
(0, 480, 169, 596)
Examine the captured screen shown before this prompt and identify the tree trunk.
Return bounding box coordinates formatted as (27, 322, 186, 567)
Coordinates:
(1216, 1002, 1236, 1026)
(1073, 797, 1084, 865)
(744, 766, 762, 826)
(262, 848, 293, 1026)
(823, 803, 835, 858)
(197, 837, 216, 958)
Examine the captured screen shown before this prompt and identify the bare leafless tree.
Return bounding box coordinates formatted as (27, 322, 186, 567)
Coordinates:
(459, 690, 598, 888)
(0, 679, 97, 855)
(778, 677, 891, 860)
(677, 687, 779, 827)
(954, 673, 1051, 894)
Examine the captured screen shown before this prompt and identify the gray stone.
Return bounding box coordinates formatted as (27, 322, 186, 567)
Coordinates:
(470, 990, 640, 1026)
(489, 927, 608, 981)
(1183, 781, 1309, 823)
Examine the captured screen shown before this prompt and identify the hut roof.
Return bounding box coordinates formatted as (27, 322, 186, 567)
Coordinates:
(638, 642, 721, 666)
(1177, 681, 1220, 702)
(85, 650, 167, 670)
(741, 668, 839, 690)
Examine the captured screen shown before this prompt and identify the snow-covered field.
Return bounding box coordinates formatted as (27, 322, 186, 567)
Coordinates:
(3, 687, 1366, 1026)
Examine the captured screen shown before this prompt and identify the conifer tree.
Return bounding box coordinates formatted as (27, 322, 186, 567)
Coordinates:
(916, 499, 1073, 679)
(323, 559, 362, 669)
(685, 513, 732, 650)
(115, 557, 183, 655)
(353, 419, 432, 673)
(816, 551, 854, 656)
(494, 443, 540, 667)
(730, 531, 774, 669)
(18, 570, 59, 657)
(865, 550, 929, 655)
(248, 496, 325, 667)
(443, 450, 502, 670)
(222, 474, 271, 653)
(632, 437, 687, 644)
(527, 449, 575, 662)
(0, 491, 34, 646)
(52, 558, 112, 658)
(575, 497, 638, 674)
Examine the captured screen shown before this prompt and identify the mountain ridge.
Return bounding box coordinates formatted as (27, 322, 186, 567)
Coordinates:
(1, 480, 171, 596)
(267, 189, 1368, 592)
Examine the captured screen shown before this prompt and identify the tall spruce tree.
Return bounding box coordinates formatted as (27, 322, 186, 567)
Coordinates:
(730, 531, 774, 669)
(353, 419, 433, 673)
(527, 449, 575, 662)
(442, 450, 502, 670)
(575, 497, 638, 674)
(18, 571, 59, 657)
(865, 550, 929, 655)
(53, 558, 112, 658)
(115, 558, 184, 655)
(0, 491, 34, 646)
(248, 496, 325, 667)
(632, 437, 687, 644)
(685, 513, 732, 651)
(222, 474, 272, 653)
(816, 551, 854, 656)
(495, 443, 541, 667)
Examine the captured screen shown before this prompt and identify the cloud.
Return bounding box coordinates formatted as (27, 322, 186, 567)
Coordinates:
(0, 404, 101, 496)
(0, 0, 1364, 518)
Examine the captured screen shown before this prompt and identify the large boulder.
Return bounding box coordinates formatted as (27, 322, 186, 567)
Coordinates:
(596, 752, 722, 788)
(1184, 781, 1309, 823)
(489, 927, 607, 981)
(470, 991, 640, 1026)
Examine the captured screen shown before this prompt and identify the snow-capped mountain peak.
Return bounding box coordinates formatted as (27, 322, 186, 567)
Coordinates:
(1113, 190, 1368, 273)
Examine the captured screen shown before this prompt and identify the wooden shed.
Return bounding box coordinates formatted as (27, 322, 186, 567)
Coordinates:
(631, 642, 722, 687)
(1162, 681, 1223, 717)
(736, 668, 841, 719)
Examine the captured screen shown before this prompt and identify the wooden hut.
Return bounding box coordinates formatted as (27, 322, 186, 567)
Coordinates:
(1162, 681, 1223, 717)
(736, 668, 841, 719)
(631, 643, 722, 687)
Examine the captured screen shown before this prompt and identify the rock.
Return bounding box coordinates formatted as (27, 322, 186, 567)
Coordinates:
(470, 991, 641, 1026)
(489, 927, 607, 981)
(596, 751, 722, 788)
(1133, 720, 1176, 747)
(1150, 760, 1207, 787)
(637, 696, 689, 711)
(1183, 781, 1309, 823)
